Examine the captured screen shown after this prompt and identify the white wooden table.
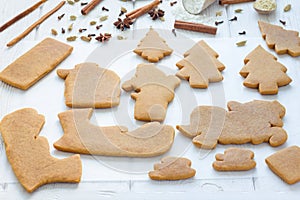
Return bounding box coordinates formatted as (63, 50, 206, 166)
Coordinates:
(0, 0, 300, 199)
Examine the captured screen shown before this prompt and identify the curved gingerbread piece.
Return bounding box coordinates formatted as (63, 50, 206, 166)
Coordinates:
(258, 21, 300, 57)
(133, 28, 173, 62)
(177, 100, 287, 149)
(213, 148, 256, 171)
(148, 157, 196, 180)
(122, 63, 180, 122)
(54, 108, 175, 157)
(0, 108, 82, 193)
(57, 62, 121, 108)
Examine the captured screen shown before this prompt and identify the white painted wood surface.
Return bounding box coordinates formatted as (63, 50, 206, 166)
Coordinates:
(1, 0, 300, 199)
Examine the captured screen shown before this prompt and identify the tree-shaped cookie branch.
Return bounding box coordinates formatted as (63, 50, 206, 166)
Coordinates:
(122, 63, 180, 122)
(258, 21, 300, 57)
(134, 28, 173, 62)
(176, 40, 225, 88)
(0, 108, 82, 193)
(240, 45, 292, 95)
(177, 100, 288, 149)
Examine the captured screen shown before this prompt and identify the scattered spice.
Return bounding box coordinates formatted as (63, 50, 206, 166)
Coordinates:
(238, 31, 246, 35)
(148, 8, 165, 20)
(113, 18, 133, 31)
(81, 2, 88, 6)
(96, 24, 103, 30)
(80, 36, 92, 42)
(172, 28, 177, 37)
(229, 16, 237, 21)
(58, 13, 65, 20)
(51, 29, 58, 36)
(79, 28, 87, 33)
(215, 21, 224, 26)
(235, 8, 243, 13)
(236, 40, 247, 47)
(279, 20, 286, 26)
(74, 0, 80, 2)
(284, 4, 291, 12)
(117, 35, 126, 40)
(102, 6, 109, 11)
(100, 15, 108, 22)
(90, 21, 96, 25)
(170, 1, 177, 6)
(66, 36, 77, 41)
(67, 0, 75, 5)
(88, 33, 96, 37)
(68, 23, 73, 31)
(216, 11, 222, 16)
(70, 15, 77, 21)
(119, 7, 127, 17)
(95, 33, 111, 42)
(160, 17, 165, 21)
(61, 27, 65, 34)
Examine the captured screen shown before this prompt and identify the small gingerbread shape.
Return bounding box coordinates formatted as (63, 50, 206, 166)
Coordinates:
(148, 157, 196, 180)
(213, 148, 256, 171)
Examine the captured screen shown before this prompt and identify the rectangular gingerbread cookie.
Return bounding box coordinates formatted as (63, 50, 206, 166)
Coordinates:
(0, 38, 73, 90)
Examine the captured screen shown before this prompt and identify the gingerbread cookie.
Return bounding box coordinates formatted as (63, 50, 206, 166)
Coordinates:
(213, 148, 256, 171)
(177, 100, 287, 149)
(265, 146, 300, 184)
(54, 109, 174, 157)
(258, 21, 300, 57)
(57, 62, 120, 108)
(148, 157, 196, 180)
(122, 63, 180, 122)
(0, 108, 82, 193)
(0, 38, 73, 90)
(133, 28, 173, 62)
(176, 40, 225, 88)
(240, 45, 292, 95)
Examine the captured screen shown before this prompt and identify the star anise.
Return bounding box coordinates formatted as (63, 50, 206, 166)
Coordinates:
(148, 8, 165, 20)
(95, 33, 112, 42)
(113, 18, 134, 31)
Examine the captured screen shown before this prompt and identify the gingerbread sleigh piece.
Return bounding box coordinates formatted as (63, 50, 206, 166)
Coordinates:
(134, 28, 173, 62)
(122, 63, 180, 122)
(177, 100, 287, 149)
(258, 21, 300, 57)
(0, 108, 82, 193)
(57, 62, 121, 108)
(54, 109, 175, 157)
(240, 45, 292, 95)
(176, 40, 226, 88)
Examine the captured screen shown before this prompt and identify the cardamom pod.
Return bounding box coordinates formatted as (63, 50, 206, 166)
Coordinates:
(68, 23, 73, 31)
(284, 4, 291, 12)
(80, 36, 91, 42)
(70, 15, 77, 21)
(67, 36, 77, 41)
(100, 15, 108, 22)
(235, 9, 243, 13)
(236, 40, 247, 47)
(121, 7, 127, 13)
(67, 0, 74, 5)
(51, 29, 58, 36)
(90, 21, 96, 25)
(216, 11, 222, 16)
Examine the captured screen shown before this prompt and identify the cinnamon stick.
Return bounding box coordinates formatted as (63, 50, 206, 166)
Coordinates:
(0, 0, 47, 32)
(174, 20, 217, 35)
(81, 0, 103, 15)
(7, 1, 65, 47)
(126, 0, 160, 19)
(219, 0, 255, 5)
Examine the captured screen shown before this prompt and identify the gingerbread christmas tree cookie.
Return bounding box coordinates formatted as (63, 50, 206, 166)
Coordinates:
(149, 157, 196, 180)
(57, 62, 121, 108)
(0, 108, 82, 193)
(134, 28, 173, 62)
(240, 45, 292, 95)
(176, 40, 225, 88)
(258, 21, 300, 57)
(177, 100, 287, 149)
(213, 148, 256, 171)
(122, 63, 180, 122)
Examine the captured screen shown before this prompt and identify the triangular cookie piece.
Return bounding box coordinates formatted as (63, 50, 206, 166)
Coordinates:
(176, 40, 225, 88)
(134, 28, 173, 62)
(0, 108, 82, 193)
(258, 21, 300, 57)
(240, 45, 292, 94)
